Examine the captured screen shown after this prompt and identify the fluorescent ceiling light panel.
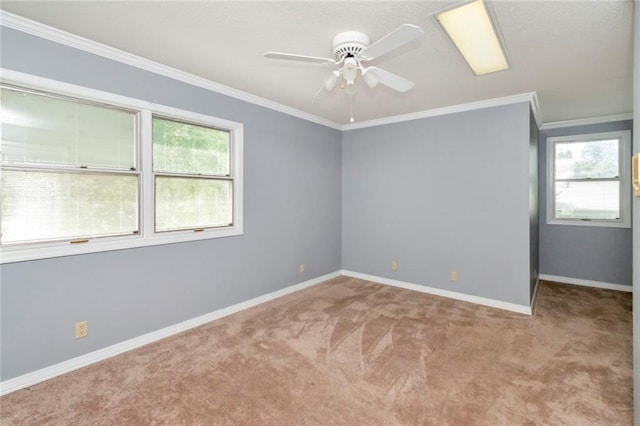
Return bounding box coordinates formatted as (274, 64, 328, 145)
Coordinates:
(436, 0, 509, 75)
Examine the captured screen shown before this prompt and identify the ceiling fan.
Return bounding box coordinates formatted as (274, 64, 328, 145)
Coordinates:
(264, 24, 424, 97)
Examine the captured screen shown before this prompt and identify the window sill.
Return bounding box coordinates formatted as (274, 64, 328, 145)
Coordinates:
(546, 218, 630, 229)
(0, 226, 243, 264)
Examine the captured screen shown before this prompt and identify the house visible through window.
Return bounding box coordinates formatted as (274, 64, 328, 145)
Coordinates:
(547, 130, 631, 228)
(0, 80, 243, 263)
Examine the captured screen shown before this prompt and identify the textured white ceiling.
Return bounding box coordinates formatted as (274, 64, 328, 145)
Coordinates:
(0, 1, 634, 125)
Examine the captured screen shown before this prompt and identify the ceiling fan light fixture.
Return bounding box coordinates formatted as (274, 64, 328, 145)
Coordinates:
(362, 68, 380, 88)
(435, 0, 509, 75)
(342, 57, 358, 85)
(263, 23, 422, 122)
(323, 71, 340, 91)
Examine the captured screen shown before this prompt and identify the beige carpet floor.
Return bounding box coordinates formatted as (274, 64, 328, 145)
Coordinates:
(0, 277, 632, 425)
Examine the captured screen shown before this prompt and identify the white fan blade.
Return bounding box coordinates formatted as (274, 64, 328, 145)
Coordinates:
(359, 24, 424, 61)
(264, 52, 335, 64)
(367, 67, 415, 92)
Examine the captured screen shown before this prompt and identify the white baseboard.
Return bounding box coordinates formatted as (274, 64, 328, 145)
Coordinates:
(340, 270, 532, 315)
(538, 274, 632, 292)
(0, 270, 341, 396)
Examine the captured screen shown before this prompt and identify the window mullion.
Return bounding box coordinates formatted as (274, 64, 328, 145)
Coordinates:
(154, 172, 233, 181)
(0, 164, 139, 176)
(140, 110, 154, 238)
(555, 177, 620, 183)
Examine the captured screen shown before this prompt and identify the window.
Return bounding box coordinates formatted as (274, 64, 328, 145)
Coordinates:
(547, 130, 631, 228)
(0, 74, 243, 263)
(152, 117, 233, 232)
(1, 86, 139, 245)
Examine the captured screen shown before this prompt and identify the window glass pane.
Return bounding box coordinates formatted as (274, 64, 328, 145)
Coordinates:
(1, 88, 136, 169)
(1, 170, 138, 244)
(554, 139, 619, 179)
(155, 177, 232, 232)
(153, 117, 230, 176)
(555, 181, 619, 220)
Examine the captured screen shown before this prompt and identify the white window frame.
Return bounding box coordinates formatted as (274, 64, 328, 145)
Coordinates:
(0, 69, 243, 264)
(151, 114, 235, 233)
(546, 130, 631, 228)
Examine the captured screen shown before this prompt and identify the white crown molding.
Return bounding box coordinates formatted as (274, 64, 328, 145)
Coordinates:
(0, 270, 342, 396)
(538, 274, 632, 292)
(0, 11, 549, 133)
(539, 113, 633, 131)
(0, 11, 342, 131)
(341, 270, 532, 315)
(8, 11, 629, 136)
(529, 92, 543, 129)
(342, 92, 540, 131)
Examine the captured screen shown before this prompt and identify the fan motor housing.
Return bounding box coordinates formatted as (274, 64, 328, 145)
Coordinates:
(331, 31, 370, 61)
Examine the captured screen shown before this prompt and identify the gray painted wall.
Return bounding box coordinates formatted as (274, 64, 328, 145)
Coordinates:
(2, 22, 630, 387)
(0, 28, 342, 380)
(538, 120, 633, 287)
(342, 102, 533, 306)
(529, 111, 539, 301)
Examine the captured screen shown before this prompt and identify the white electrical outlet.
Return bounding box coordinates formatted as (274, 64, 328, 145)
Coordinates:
(450, 271, 458, 282)
(299, 263, 305, 273)
(391, 261, 398, 271)
(75, 320, 88, 339)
